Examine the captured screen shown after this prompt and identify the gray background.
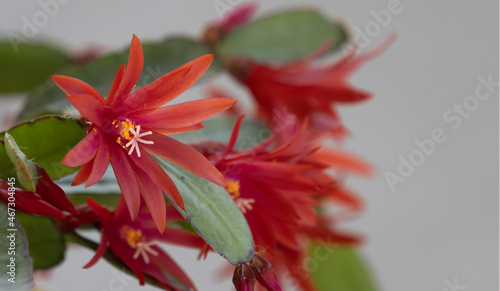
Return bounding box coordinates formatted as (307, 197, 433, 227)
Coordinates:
(0, 1, 498, 290)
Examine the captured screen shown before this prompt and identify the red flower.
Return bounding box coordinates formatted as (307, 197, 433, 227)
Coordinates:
(226, 36, 395, 139)
(194, 115, 369, 290)
(83, 197, 206, 290)
(0, 164, 77, 219)
(52, 35, 235, 232)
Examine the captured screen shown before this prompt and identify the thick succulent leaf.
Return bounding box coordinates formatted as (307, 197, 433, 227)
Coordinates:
(15, 213, 65, 270)
(311, 246, 377, 291)
(3, 133, 38, 192)
(0, 202, 34, 290)
(156, 157, 254, 265)
(0, 41, 70, 93)
(17, 37, 219, 120)
(0, 116, 85, 182)
(218, 9, 348, 62)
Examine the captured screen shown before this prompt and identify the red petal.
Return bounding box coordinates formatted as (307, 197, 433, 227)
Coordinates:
(35, 165, 78, 214)
(61, 128, 100, 167)
(222, 115, 245, 159)
(151, 252, 196, 290)
(138, 98, 236, 131)
(106, 64, 126, 105)
(125, 55, 214, 112)
(85, 139, 111, 187)
(86, 197, 113, 223)
(135, 170, 167, 233)
(142, 133, 225, 187)
(312, 149, 373, 177)
(152, 123, 204, 135)
(71, 161, 93, 186)
(129, 151, 185, 210)
(66, 94, 104, 126)
(111, 35, 144, 109)
(83, 231, 109, 269)
(109, 148, 141, 220)
(51, 75, 106, 106)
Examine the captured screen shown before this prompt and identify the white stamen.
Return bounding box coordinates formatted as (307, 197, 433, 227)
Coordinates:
(126, 125, 154, 157)
(235, 198, 256, 214)
(132, 240, 159, 264)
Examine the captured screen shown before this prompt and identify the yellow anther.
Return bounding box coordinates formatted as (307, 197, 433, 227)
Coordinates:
(226, 179, 241, 199)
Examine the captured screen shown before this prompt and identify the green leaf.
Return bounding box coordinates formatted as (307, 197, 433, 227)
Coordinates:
(218, 9, 348, 62)
(4, 133, 39, 192)
(0, 116, 85, 182)
(0, 42, 70, 93)
(17, 37, 219, 121)
(0, 203, 34, 290)
(15, 213, 65, 270)
(156, 157, 254, 265)
(173, 117, 268, 150)
(311, 246, 377, 291)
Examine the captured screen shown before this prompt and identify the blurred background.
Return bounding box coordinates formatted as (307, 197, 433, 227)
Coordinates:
(0, 1, 498, 290)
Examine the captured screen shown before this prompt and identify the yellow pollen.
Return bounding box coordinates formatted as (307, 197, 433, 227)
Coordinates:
(114, 119, 136, 145)
(226, 179, 241, 199)
(120, 226, 144, 248)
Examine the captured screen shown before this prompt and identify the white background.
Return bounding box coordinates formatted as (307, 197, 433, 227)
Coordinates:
(0, 1, 498, 291)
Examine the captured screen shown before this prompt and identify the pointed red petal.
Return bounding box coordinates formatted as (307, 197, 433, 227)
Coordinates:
(109, 148, 141, 220)
(142, 133, 225, 187)
(152, 123, 204, 135)
(51, 75, 106, 105)
(151, 252, 197, 290)
(222, 115, 245, 159)
(125, 55, 214, 112)
(85, 140, 111, 187)
(83, 231, 109, 269)
(138, 98, 236, 131)
(135, 170, 167, 233)
(111, 35, 144, 108)
(312, 149, 373, 177)
(129, 151, 185, 210)
(61, 128, 100, 167)
(71, 161, 93, 186)
(66, 94, 104, 126)
(106, 64, 126, 105)
(86, 197, 113, 223)
(35, 165, 78, 214)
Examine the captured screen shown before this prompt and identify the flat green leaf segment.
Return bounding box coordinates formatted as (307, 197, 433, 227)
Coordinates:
(174, 118, 268, 150)
(18, 37, 217, 121)
(218, 9, 348, 62)
(15, 214, 65, 270)
(0, 116, 85, 182)
(311, 246, 377, 291)
(0, 202, 34, 290)
(0, 42, 70, 93)
(3, 134, 39, 192)
(156, 157, 254, 265)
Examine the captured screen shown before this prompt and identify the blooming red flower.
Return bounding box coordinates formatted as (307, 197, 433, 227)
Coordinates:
(52, 35, 235, 232)
(0, 164, 78, 219)
(194, 115, 369, 290)
(83, 197, 206, 290)
(226, 36, 395, 139)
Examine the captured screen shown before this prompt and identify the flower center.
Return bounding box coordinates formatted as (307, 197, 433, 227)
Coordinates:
(225, 179, 255, 213)
(112, 119, 154, 158)
(120, 226, 159, 264)
(226, 179, 241, 199)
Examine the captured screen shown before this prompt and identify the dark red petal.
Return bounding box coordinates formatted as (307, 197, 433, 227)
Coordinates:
(125, 55, 214, 112)
(35, 164, 78, 214)
(109, 147, 141, 220)
(86, 197, 113, 224)
(233, 263, 256, 291)
(111, 35, 144, 108)
(66, 94, 104, 126)
(51, 75, 106, 106)
(142, 133, 225, 187)
(83, 231, 109, 269)
(138, 98, 236, 130)
(61, 128, 100, 167)
(151, 251, 197, 290)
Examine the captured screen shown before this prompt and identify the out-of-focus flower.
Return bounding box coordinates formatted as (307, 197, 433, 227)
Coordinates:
(82, 197, 205, 291)
(226, 36, 395, 139)
(194, 115, 370, 289)
(232, 255, 281, 291)
(52, 35, 235, 232)
(203, 2, 258, 47)
(0, 164, 78, 219)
